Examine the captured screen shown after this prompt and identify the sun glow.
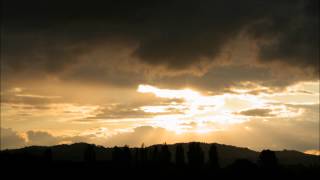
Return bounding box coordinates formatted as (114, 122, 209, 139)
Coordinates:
(138, 84, 200, 101)
(137, 85, 252, 133)
(136, 84, 310, 134)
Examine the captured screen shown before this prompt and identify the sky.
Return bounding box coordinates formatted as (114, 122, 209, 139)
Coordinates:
(1, 0, 319, 154)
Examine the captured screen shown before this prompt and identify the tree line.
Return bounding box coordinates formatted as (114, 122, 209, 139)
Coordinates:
(82, 142, 278, 170)
(2, 142, 317, 178)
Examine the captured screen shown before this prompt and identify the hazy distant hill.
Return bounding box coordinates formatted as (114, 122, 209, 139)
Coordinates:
(1, 142, 319, 167)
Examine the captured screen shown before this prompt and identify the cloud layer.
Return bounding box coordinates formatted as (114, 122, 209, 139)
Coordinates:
(1, 0, 318, 153)
(2, 112, 318, 152)
(2, 0, 319, 87)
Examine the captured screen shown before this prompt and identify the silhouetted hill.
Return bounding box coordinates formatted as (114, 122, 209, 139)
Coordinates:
(1, 142, 318, 167)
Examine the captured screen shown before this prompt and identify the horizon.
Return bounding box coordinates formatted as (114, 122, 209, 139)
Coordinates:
(1, 0, 319, 156)
(4, 141, 318, 155)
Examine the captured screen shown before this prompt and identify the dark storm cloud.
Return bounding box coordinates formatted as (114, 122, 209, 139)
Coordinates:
(152, 64, 308, 93)
(2, 0, 318, 83)
(249, 0, 319, 70)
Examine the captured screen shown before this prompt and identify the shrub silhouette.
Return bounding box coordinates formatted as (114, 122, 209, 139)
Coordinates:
(187, 142, 204, 167)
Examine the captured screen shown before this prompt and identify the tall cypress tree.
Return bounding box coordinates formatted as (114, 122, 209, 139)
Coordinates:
(151, 146, 159, 165)
(258, 150, 278, 169)
(44, 147, 52, 163)
(84, 144, 96, 162)
(187, 142, 204, 168)
(208, 144, 219, 169)
(175, 144, 185, 167)
(134, 148, 140, 167)
(160, 143, 171, 166)
(140, 143, 147, 167)
(112, 146, 122, 166)
(122, 145, 132, 167)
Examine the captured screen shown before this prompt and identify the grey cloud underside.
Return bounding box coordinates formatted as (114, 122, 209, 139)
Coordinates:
(2, 0, 319, 82)
(235, 104, 319, 118)
(77, 102, 186, 122)
(236, 108, 274, 117)
(0, 128, 26, 149)
(26, 131, 93, 146)
(0, 128, 94, 149)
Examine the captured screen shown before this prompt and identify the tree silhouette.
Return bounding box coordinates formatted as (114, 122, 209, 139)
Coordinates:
(208, 144, 219, 169)
(122, 145, 132, 167)
(151, 146, 159, 165)
(159, 143, 171, 166)
(258, 149, 279, 177)
(258, 150, 278, 169)
(139, 143, 147, 167)
(84, 144, 96, 162)
(175, 144, 185, 167)
(187, 142, 204, 167)
(43, 147, 52, 163)
(228, 159, 258, 176)
(1, 142, 318, 178)
(112, 146, 122, 166)
(134, 148, 140, 167)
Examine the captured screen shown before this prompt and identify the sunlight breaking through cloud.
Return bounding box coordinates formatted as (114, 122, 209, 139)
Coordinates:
(138, 84, 200, 100)
(136, 83, 316, 134)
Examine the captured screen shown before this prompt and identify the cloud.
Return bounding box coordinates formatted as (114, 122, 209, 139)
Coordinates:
(26, 130, 98, 146)
(104, 126, 177, 147)
(26, 131, 62, 146)
(2, 0, 318, 87)
(213, 117, 319, 151)
(85, 103, 183, 121)
(2, 103, 319, 152)
(0, 87, 64, 107)
(99, 102, 319, 150)
(236, 108, 274, 117)
(101, 115, 319, 151)
(250, 0, 319, 71)
(0, 128, 27, 149)
(0, 129, 99, 149)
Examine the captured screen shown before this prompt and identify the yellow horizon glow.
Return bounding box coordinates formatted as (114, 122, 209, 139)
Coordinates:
(304, 149, 320, 156)
(0, 81, 318, 150)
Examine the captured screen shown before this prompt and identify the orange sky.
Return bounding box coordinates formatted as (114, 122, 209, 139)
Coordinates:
(1, 0, 319, 153)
